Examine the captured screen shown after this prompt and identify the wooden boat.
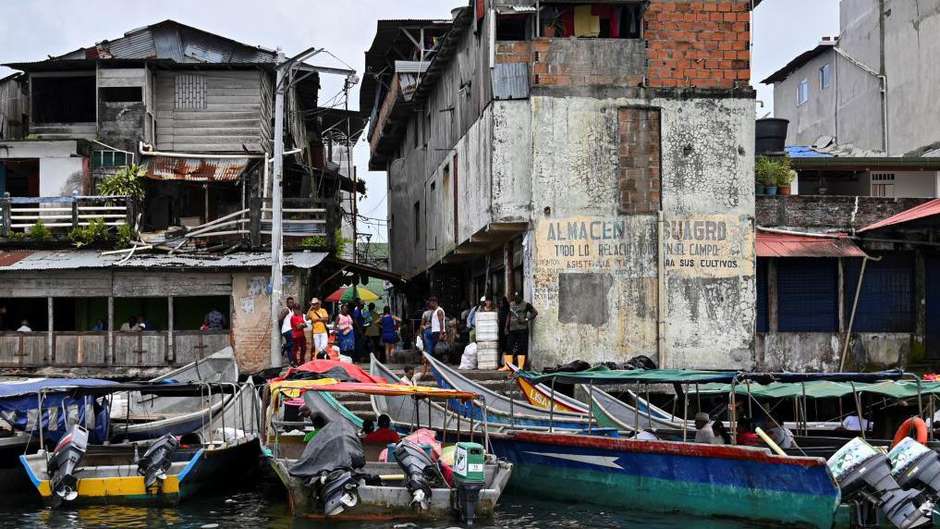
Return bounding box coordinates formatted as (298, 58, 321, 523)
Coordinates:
(19, 380, 262, 506)
(488, 430, 841, 529)
(110, 347, 239, 441)
(265, 379, 512, 522)
(423, 352, 593, 430)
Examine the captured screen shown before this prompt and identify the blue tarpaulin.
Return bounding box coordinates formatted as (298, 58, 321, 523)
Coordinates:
(0, 378, 116, 444)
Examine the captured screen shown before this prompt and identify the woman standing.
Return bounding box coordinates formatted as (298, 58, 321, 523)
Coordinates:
(336, 303, 356, 359)
(379, 306, 401, 363)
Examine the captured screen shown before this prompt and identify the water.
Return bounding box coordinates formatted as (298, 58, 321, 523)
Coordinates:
(0, 487, 754, 529)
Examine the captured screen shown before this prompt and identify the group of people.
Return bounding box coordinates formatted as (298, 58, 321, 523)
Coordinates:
(278, 295, 402, 367)
(692, 411, 795, 449)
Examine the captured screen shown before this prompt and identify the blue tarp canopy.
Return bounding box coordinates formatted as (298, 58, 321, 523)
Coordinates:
(0, 378, 118, 399)
(0, 378, 116, 444)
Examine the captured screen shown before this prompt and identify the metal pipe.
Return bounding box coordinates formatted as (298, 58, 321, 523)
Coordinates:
(270, 48, 286, 369)
(138, 141, 264, 160)
(657, 210, 667, 367)
(851, 382, 865, 440)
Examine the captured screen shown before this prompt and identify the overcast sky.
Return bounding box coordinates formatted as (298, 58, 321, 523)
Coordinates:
(0, 0, 839, 243)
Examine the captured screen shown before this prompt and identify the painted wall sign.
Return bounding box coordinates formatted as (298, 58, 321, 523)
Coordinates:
(663, 214, 754, 278)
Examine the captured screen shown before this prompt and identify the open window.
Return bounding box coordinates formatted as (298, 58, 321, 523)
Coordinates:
(114, 298, 169, 332)
(2, 298, 48, 332)
(100, 86, 143, 103)
(53, 298, 109, 331)
(173, 296, 231, 330)
(540, 4, 643, 39)
(497, 14, 529, 40)
(0, 159, 39, 197)
(31, 75, 96, 124)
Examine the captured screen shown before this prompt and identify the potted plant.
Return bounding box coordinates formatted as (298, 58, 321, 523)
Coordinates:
(755, 156, 775, 195)
(778, 169, 797, 196)
(542, 9, 564, 37)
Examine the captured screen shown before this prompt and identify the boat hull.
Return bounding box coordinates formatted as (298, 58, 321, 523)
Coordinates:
(269, 457, 511, 521)
(489, 431, 840, 529)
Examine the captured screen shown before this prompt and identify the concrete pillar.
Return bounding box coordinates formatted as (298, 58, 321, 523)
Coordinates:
(47, 297, 54, 365)
(107, 296, 114, 364)
(503, 242, 514, 299)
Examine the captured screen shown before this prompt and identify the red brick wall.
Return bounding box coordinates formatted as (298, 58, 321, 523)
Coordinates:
(618, 107, 662, 214)
(495, 41, 531, 64)
(644, 1, 752, 89)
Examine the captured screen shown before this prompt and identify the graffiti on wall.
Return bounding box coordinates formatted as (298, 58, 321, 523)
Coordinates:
(534, 216, 654, 273)
(663, 214, 753, 278)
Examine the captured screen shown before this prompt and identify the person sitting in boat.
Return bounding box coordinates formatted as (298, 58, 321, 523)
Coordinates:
(360, 418, 375, 437)
(763, 416, 795, 449)
(402, 365, 429, 386)
(840, 414, 872, 432)
(363, 414, 400, 445)
(735, 418, 761, 446)
(694, 412, 726, 445)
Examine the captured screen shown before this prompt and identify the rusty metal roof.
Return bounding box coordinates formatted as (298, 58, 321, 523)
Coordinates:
(0, 250, 327, 271)
(859, 199, 940, 233)
(142, 156, 253, 182)
(756, 230, 867, 258)
(0, 250, 33, 267)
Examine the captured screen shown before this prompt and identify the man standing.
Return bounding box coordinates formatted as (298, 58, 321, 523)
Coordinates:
(205, 308, 226, 330)
(290, 306, 309, 366)
(306, 298, 330, 358)
(279, 296, 295, 362)
(427, 296, 446, 358)
(504, 292, 537, 370)
(352, 297, 365, 361)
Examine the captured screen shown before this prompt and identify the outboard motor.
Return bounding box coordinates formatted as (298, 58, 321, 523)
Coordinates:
(394, 440, 436, 510)
(452, 442, 486, 526)
(47, 424, 89, 502)
(317, 469, 360, 516)
(890, 437, 940, 499)
(136, 434, 180, 488)
(828, 438, 932, 529)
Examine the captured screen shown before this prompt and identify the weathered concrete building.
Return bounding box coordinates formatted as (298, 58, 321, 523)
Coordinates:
(765, 0, 940, 157)
(364, 1, 758, 369)
(0, 21, 380, 373)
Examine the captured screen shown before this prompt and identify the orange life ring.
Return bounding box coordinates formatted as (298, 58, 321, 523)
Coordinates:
(892, 416, 928, 447)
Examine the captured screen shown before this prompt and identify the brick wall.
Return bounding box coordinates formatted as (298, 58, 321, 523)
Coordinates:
(618, 107, 662, 213)
(644, 0, 751, 89)
(495, 41, 531, 64)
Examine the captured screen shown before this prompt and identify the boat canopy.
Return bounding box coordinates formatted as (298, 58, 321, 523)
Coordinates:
(270, 378, 478, 400)
(519, 368, 909, 387)
(695, 379, 936, 400)
(0, 378, 117, 399)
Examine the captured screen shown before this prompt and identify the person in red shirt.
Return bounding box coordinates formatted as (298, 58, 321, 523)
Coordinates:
(290, 307, 308, 366)
(363, 414, 400, 444)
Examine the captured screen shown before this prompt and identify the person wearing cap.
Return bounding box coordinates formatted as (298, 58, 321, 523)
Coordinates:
(694, 412, 725, 445)
(307, 297, 330, 358)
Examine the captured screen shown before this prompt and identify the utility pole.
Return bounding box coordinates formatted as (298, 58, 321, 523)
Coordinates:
(270, 48, 286, 369)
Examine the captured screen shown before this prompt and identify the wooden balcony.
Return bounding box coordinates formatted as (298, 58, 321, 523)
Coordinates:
(0, 195, 132, 239)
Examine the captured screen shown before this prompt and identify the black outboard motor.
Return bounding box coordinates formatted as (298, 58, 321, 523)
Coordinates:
(47, 424, 89, 502)
(136, 434, 180, 488)
(319, 469, 360, 516)
(828, 438, 932, 529)
(890, 438, 940, 498)
(394, 440, 436, 510)
(288, 418, 366, 517)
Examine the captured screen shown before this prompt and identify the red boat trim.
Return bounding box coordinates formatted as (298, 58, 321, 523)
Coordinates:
(502, 431, 827, 468)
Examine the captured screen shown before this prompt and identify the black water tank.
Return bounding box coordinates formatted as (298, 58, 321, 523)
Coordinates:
(756, 118, 789, 155)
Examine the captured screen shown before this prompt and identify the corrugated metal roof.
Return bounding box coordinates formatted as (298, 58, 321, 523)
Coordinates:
(142, 156, 253, 182)
(0, 250, 32, 267)
(0, 250, 327, 271)
(492, 62, 530, 100)
(859, 199, 940, 233)
(756, 230, 867, 258)
(762, 40, 837, 84)
(108, 29, 157, 59)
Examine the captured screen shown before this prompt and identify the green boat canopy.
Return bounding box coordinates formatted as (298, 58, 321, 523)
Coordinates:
(518, 367, 739, 385)
(692, 380, 940, 400)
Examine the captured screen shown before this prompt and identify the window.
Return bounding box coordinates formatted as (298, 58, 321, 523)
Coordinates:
(100, 86, 143, 103)
(414, 201, 421, 245)
(797, 79, 809, 106)
(871, 172, 896, 197)
(31, 76, 96, 123)
(844, 254, 914, 332)
(819, 63, 832, 90)
(539, 5, 642, 39)
(777, 258, 838, 332)
(496, 14, 528, 40)
(175, 74, 207, 110)
(92, 150, 131, 169)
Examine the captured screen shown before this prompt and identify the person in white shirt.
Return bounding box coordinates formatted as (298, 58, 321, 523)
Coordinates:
(16, 320, 31, 333)
(694, 412, 725, 445)
(427, 296, 445, 358)
(841, 415, 872, 432)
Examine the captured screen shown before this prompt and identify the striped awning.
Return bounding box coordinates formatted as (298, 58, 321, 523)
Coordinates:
(141, 156, 253, 182)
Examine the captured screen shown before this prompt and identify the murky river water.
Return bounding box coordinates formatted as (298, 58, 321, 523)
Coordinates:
(0, 485, 754, 529)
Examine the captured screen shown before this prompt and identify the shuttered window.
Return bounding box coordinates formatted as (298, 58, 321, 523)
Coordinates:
(175, 74, 207, 110)
(756, 258, 769, 332)
(844, 254, 914, 332)
(777, 258, 838, 332)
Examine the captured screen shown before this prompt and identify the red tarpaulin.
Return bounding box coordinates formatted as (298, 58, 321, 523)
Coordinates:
(276, 359, 386, 384)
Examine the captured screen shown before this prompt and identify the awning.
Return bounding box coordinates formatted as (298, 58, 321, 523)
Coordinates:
(756, 229, 867, 258)
(860, 199, 940, 232)
(141, 156, 254, 182)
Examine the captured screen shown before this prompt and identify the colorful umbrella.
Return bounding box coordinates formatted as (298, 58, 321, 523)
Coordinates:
(324, 286, 380, 303)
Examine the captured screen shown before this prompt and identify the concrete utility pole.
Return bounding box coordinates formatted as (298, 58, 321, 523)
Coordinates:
(270, 48, 286, 369)
(269, 46, 357, 369)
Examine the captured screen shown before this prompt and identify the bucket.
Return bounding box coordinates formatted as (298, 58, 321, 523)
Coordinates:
(756, 118, 789, 155)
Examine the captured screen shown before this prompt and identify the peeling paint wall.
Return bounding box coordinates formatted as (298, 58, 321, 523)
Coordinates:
(230, 271, 299, 372)
(756, 332, 910, 371)
(524, 95, 755, 369)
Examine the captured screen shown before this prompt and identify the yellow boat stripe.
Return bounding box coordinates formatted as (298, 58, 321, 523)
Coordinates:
(36, 475, 180, 498)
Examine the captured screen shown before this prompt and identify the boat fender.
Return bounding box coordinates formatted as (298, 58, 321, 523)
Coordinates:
(892, 417, 928, 448)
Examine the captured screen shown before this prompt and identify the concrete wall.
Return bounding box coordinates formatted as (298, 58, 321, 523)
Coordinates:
(0, 140, 86, 197)
(756, 195, 931, 231)
(756, 332, 909, 371)
(527, 96, 755, 369)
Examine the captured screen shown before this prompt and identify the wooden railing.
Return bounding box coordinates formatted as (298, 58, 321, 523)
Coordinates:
(187, 197, 333, 249)
(0, 195, 132, 238)
(0, 330, 231, 368)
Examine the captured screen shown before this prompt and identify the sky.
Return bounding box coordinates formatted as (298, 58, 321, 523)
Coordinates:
(0, 0, 839, 243)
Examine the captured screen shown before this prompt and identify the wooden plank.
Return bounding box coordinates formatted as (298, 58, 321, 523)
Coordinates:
(112, 271, 232, 297)
(113, 332, 167, 366)
(0, 271, 113, 297)
(173, 331, 231, 365)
